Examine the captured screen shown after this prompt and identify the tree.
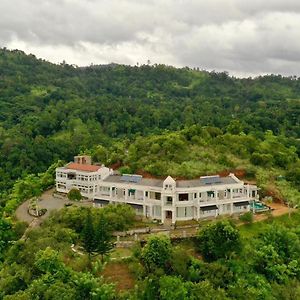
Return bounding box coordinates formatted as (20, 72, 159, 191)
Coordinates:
(141, 235, 172, 272)
(101, 204, 135, 231)
(82, 209, 96, 256)
(197, 220, 241, 261)
(159, 276, 188, 300)
(67, 188, 82, 201)
(0, 218, 13, 258)
(95, 217, 114, 263)
(34, 247, 65, 275)
(252, 244, 289, 282)
(186, 280, 228, 300)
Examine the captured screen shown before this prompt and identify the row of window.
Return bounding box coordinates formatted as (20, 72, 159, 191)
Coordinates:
(57, 173, 101, 181)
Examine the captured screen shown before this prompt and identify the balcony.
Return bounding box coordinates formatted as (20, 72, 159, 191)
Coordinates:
(176, 200, 195, 207)
(127, 195, 144, 202)
(98, 191, 110, 196)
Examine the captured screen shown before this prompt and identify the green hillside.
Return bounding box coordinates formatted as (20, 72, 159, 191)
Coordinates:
(1, 48, 300, 300)
(0, 48, 299, 201)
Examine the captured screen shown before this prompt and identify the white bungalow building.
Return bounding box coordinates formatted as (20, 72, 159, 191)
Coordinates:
(56, 156, 259, 224)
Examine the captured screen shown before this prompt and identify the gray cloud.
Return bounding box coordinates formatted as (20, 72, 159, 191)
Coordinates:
(1, 0, 300, 77)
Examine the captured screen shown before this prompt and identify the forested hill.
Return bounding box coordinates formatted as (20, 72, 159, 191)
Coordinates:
(0, 48, 299, 194)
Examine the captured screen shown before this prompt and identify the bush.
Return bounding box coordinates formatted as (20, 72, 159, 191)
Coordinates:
(239, 212, 253, 224)
(67, 189, 82, 201)
(197, 220, 241, 261)
(250, 152, 273, 167)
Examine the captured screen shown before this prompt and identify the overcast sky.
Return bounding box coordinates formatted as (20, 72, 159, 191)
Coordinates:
(1, 0, 300, 77)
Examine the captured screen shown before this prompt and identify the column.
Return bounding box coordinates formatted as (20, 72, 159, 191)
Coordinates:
(215, 190, 219, 201)
(161, 205, 165, 223)
(172, 210, 176, 224)
(93, 183, 96, 198)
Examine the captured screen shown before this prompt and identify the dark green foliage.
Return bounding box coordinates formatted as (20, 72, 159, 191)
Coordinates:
(0, 218, 13, 259)
(82, 209, 96, 255)
(188, 259, 234, 289)
(95, 217, 114, 262)
(0, 48, 300, 199)
(50, 204, 135, 234)
(197, 220, 241, 261)
(67, 188, 82, 201)
(81, 208, 115, 262)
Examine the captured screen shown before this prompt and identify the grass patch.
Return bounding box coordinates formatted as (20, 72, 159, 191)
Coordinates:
(239, 210, 300, 240)
(110, 247, 133, 260)
(102, 261, 135, 292)
(172, 238, 200, 258)
(175, 219, 199, 227)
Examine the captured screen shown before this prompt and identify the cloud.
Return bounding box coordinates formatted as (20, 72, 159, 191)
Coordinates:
(1, 0, 300, 77)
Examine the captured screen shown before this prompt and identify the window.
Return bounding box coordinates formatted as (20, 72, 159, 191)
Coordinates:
(194, 193, 197, 199)
(207, 191, 215, 197)
(179, 194, 189, 201)
(165, 184, 173, 190)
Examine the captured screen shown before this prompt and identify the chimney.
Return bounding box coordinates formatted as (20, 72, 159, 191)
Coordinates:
(74, 155, 92, 165)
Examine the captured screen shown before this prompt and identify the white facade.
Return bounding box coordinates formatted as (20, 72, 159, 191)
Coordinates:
(56, 162, 113, 198)
(56, 158, 259, 224)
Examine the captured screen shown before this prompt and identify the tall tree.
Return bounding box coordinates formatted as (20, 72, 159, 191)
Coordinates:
(95, 217, 114, 263)
(82, 209, 96, 257)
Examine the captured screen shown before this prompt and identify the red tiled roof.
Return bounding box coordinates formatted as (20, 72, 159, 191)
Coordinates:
(66, 162, 101, 172)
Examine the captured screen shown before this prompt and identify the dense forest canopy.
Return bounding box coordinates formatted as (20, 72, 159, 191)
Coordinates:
(0, 47, 299, 198)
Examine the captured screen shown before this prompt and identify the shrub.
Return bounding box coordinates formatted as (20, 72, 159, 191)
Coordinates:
(141, 235, 172, 272)
(239, 212, 253, 224)
(67, 189, 82, 201)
